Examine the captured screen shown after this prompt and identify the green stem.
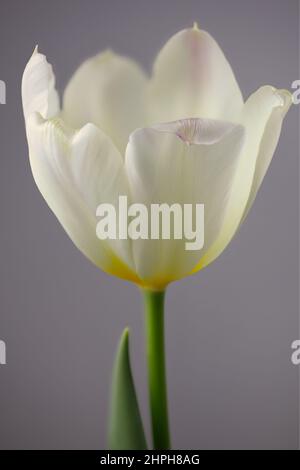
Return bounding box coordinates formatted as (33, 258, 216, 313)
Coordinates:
(143, 289, 171, 450)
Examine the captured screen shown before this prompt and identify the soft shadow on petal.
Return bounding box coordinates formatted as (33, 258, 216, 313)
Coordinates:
(194, 86, 292, 272)
(148, 27, 244, 124)
(125, 118, 245, 289)
(63, 51, 148, 154)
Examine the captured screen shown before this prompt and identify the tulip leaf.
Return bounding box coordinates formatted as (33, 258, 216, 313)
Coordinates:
(108, 328, 147, 450)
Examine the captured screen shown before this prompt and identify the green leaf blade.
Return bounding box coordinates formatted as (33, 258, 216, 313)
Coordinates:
(108, 328, 147, 450)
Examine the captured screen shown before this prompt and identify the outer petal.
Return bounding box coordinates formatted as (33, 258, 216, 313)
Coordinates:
(63, 51, 148, 154)
(26, 114, 139, 282)
(22, 47, 59, 120)
(125, 118, 245, 289)
(22, 49, 139, 283)
(240, 88, 292, 222)
(194, 86, 292, 271)
(148, 26, 243, 124)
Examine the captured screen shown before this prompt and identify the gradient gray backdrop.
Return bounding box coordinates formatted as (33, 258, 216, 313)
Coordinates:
(0, 0, 299, 450)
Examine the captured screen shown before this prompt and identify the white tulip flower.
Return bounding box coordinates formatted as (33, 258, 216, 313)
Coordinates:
(22, 26, 291, 291)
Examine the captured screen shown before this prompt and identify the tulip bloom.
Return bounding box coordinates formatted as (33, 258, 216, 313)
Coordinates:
(22, 25, 292, 290)
(22, 25, 292, 449)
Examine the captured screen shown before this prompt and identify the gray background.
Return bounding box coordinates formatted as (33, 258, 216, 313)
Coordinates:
(0, 0, 299, 450)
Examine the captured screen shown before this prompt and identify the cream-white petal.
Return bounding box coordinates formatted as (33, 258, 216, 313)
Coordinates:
(196, 86, 292, 271)
(63, 51, 148, 154)
(125, 118, 245, 288)
(22, 49, 138, 282)
(241, 88, 292, 222)
(26, 113, 139, 283)
(149, 27, 243, 124)
(22, 47, 60, 121)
